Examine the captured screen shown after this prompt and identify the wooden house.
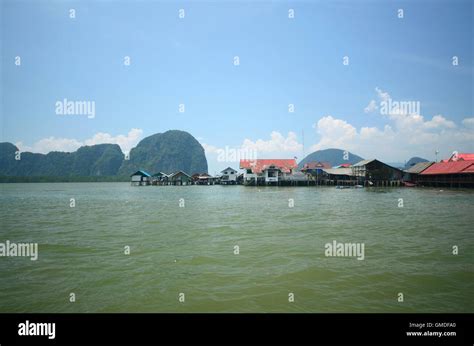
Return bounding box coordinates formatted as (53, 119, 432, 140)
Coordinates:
(352, 159, 403, 185)
(193, 173, 212, 185)
(403, 162, 434, 183)
(322, 168, 358, 182)
(301, 161, 332, 181)
(130, 170, 152, 186)
(151, 172, 169, 185)
(418, 160, 474, 187)
(169, 171, 192, 185)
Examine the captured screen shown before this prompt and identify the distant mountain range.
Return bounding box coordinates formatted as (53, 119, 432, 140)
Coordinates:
(405, 157, 429, 169)
(0, 142, 124, 176)
(0, 130, 208, 178)
(0, 131, 432, 180)
(298, 148, 364, 168)
(298, 149, 430, 170)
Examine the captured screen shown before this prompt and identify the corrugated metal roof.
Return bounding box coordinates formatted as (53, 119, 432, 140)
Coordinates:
(323, 168, 355, 176)
(332, 163, 353, 169)
(462, 164, 474, 173)
(221, 167, 237, 173)
(420, 161, 474, 175)
(130, 170, 151, 177)
(302, 161, 332, 169)
(353, 159, 375, 167)
(352, 159, 402, 172)
(169, 171, 192, 178)
(405, 162, 434, 174)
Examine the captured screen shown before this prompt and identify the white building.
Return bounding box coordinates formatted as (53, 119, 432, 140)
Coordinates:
(239, 159, 298, 185)
(220, 167, 238, 184)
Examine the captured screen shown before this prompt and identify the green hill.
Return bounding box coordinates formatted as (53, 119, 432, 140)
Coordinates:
(0, 142, 124, 176)
(0, 130, 207, 180)
(405, 156, 429, 169)
(298, 148, 364, 168)
(118, 130, 207, 175)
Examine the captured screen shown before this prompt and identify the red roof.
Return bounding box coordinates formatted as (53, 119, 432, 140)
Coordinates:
(302, 161, 332, 170)
(462, 164, 474, 173)
(339, 163, 352, 168)
(240, 159, 297, 173)
(420, 161, 474, 175)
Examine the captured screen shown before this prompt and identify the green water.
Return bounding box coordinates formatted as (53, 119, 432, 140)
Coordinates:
(0, 183, 472, 312)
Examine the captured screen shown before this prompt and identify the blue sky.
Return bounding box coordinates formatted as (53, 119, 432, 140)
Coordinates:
(2, 0, 473, 174)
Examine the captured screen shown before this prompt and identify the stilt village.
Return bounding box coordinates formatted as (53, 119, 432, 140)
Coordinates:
(130, 153, 474, 188)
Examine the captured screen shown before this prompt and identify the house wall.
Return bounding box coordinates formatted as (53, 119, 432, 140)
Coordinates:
(417, 173, 474, 186)
(244, 172, 258, 181)
(264, 169, 279, 182)
(223, 171, 237, 181)
(173, 175, 191, 185)
(131, 175, 148, 182)
(365, 161, 403, 181)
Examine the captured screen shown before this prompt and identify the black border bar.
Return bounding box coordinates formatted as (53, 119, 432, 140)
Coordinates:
(0, 313, 472, 345)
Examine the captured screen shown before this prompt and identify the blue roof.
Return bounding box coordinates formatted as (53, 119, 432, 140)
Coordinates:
(130, 170, 151, 177)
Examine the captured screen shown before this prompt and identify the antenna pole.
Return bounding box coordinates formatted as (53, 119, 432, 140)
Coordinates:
(302, 129, 305, 158)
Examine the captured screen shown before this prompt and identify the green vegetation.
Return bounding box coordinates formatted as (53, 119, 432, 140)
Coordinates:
(0, 142, 124, 177)
(0, 176, 129, 183)
(0, 130, 208, 182)
(298, 148, 364, 168)
(118, 130, 207, 175)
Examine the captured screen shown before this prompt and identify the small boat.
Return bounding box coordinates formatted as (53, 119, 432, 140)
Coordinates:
(403, 182, 417, 187)
(336, 185, 351, 189)
(354, 185, 364, 188)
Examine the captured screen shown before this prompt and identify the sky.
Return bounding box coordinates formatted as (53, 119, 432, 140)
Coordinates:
(1, 0, 473, 174)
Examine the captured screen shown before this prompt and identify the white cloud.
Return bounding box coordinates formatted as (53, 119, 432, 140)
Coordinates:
(15, 128, 143, 154)
(16, 138, 83, 154)
(202, 131, 302, 156)
(375, 87, 391, 102)
(201, 143, 220, 154)
(424, 115, 456, 129)
(462, 117, 474, 128)
(312, 116, 357, 150)
(241, 131, 303, 152)
(83, 128, 143, 153)
(354, 87, 471, 159)
(364, 100, 378, 113)
(311, 112, 473, 161)
(201, 131, 303, 174)
(363, 87, 390, 114)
